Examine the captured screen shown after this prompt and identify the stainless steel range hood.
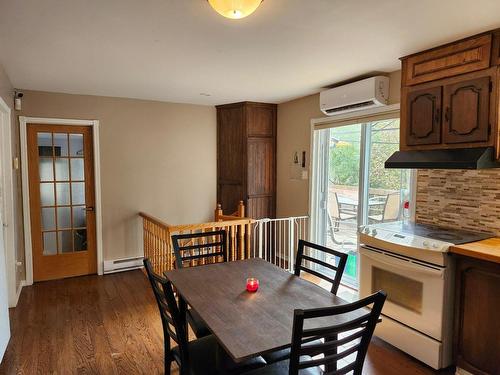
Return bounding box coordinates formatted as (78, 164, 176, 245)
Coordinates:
(385, 147, 500, 169)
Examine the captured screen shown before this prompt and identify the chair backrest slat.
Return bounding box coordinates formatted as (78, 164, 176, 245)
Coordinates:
(172, 230, 228, 269)
(299, 342, 361, 369)
(323, 361, 356, 375)
(288, 291, 387, 375)
(302, 312, 371, 337)
(296, 265, 338, 288)
(299, 328, 366, 357)
(294, 239, 348, 294)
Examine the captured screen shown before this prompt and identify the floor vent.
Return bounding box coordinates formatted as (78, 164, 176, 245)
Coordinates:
(103, 256, 144, 274)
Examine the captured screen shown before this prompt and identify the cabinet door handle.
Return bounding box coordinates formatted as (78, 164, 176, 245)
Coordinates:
(435, 108, 441, 124)
(444, 107, 450, 122)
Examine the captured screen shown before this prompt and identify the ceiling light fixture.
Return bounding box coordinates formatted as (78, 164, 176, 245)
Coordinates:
(207, 0, 263, 20)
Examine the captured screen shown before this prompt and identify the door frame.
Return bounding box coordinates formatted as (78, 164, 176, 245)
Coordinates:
(309, 104, 418, 242)
(0, 97, 18, 308)
(19, 117, 103, 285)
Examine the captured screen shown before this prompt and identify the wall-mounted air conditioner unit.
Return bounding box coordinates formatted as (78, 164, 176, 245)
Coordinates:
(320, 76, 389, 116)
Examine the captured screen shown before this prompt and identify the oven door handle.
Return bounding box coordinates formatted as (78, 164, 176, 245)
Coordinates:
(360, 247, 444, 278)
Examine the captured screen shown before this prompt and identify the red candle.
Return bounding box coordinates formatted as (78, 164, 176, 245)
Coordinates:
(246, 277, 259, 293)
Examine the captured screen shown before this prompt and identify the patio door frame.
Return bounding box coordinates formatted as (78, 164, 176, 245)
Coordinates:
(309, 104, 416, 246)
(19, 117, 104, 285)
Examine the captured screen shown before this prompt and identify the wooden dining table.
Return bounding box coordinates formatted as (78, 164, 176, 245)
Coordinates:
(164, 258, 365, 363)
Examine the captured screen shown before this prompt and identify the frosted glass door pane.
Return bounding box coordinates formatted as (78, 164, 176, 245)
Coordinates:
(74, 229, 87, 251)
(41, 208, 56, 230)
(39, 159, 54, 181)
(70, 134, 84, 156)
(70, 159, 84, 181)
(72, 207, 86, 228)
(43, 232, 57, 255)
(72, 183, 85, 205)
(53, 133, 69, 156)
(57, 207, 71, 228)
(56, 183, 71, 205)
(40, 183, 55, 206)
(55, 158, 70, 181)
(58, 231, 73, 253)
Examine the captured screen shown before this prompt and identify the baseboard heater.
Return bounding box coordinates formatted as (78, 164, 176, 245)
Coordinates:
(103, 256, 144, 274)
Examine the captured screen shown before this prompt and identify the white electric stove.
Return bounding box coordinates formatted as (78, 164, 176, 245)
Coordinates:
(358, 221, 492, 370)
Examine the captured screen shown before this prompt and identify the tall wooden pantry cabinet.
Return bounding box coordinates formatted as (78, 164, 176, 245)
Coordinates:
(216, 101, 277, 219)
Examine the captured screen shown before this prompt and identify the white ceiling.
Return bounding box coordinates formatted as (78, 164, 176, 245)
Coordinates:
(1, 0, 500, 105)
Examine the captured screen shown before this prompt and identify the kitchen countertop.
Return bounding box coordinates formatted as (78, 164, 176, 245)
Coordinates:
(450, 237, 500, 264)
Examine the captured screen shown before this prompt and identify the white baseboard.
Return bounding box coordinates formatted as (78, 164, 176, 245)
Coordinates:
(10, 280, 25, 308)
(456, 368, 474, 375)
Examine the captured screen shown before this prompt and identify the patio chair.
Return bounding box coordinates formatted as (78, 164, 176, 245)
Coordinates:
(368, 192, 401, 223)
(328, 192, 357, 239)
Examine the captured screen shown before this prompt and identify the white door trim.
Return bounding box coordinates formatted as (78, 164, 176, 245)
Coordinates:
(19, 117, 104, 285)
(0, 97, 17, 308)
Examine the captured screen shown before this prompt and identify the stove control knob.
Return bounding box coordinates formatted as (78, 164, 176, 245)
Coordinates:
(372, 229, 378, 236)
(423, 241, 429, 248)
(364, 227, 370, 234)
(432, 243, 439, 249)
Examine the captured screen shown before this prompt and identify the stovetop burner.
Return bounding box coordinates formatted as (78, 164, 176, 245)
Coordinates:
(426, 232, 464, 242)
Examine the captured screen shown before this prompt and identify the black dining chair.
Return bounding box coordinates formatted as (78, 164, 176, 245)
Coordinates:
(172, 230, 229, 269)
(171, 230, 228, 338)
(244, 291, 387, 375)
(263, 240, 349, 365)
(143, 258, 266, 375)
(294, 239, 348, 295)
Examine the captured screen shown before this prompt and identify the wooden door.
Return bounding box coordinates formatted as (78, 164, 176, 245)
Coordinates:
(405, 86, 442, 146)
(247, 138, 275, 219)
(217, 105, 246, 214)
(454, 256, 500, 375)
(27, 125, 97, 281)
(443, 76, 491, 144)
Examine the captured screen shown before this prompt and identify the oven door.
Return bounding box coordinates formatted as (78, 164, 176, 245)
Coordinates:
(359, 245, 445, 341)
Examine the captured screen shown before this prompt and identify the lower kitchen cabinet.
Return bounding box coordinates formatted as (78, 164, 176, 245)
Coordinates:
(454, 255, 500, 375)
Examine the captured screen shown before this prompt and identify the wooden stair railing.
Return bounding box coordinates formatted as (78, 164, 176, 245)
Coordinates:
(140, 207, 255, 275)
(214, 200, 245, 221)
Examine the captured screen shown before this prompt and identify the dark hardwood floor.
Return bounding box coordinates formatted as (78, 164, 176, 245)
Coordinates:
(0, 270, 454, 374)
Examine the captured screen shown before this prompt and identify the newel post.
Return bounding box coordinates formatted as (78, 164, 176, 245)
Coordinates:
(215, 203, 223, 221)
(237, 200, 245, 218)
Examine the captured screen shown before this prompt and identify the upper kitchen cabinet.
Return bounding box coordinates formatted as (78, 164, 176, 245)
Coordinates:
(400, 29, 500, 154)
(494, 30, 500, 66)
(443, 75, 491, 144)
(217, 102, 277, 219)
(405, 85, 442, 146)
(402, 34, 492, 86)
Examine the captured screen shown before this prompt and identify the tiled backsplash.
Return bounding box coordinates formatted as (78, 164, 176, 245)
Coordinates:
(416, 169, 500, 235)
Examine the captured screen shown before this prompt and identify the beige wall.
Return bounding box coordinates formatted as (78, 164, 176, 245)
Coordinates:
(19, 91, 216, 261)
(276, 70, 401, 217)
(0, 64, 25, 289)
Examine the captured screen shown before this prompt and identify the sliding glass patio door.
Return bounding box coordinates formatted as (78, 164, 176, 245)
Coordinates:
(311, 117, 412, 288)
